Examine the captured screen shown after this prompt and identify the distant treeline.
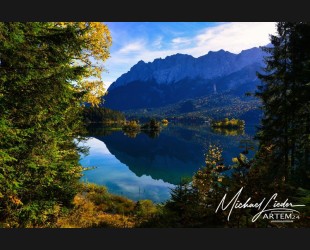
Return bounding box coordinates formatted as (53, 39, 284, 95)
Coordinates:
(83, 106, 126, 124)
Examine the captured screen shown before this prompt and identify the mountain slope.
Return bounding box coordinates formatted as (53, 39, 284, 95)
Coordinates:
(104, 47, 265, 116)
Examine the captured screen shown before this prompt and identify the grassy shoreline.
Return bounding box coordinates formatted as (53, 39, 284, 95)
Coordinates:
(56, 183, 158, 228)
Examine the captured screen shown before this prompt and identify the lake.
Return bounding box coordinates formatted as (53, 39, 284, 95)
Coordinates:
(79, 123, 257, 203)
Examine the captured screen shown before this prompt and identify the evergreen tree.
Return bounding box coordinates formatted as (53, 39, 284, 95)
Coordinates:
(256, 22, 310, 187)
(0, 22, 111, 227)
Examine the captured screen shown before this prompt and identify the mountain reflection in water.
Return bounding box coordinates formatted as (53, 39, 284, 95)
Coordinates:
(80, 124, 257, 203)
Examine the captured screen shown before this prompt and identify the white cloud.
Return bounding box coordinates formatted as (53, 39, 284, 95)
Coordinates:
(171, 37, 192, 49)
(152, 36, 163, 49)
(118, 40, 145, 53)
(172, 37, 191, 44)
(191, 22, 276, 56)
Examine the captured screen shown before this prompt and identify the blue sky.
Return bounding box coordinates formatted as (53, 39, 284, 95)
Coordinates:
(101, 22, 277, 89)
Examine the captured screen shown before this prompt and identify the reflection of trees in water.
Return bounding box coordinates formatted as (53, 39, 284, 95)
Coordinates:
(238, 139, 256, 155)
(210, 127, 245, 136)
(124, 131, 139, 138)
(96, 131, 205, 184)
(90, 124, 258, 183)
(142, 130, 160, 139)
(85, 124, 120, 137)
(123, 130, 160, 139)
(86, 123, 163, 139)
(164, 124, 258, 166)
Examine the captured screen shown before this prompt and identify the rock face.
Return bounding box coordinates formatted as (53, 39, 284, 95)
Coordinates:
(104, 47, 266, 111)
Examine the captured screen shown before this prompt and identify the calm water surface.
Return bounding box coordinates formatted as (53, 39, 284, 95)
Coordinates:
(79, 123, 257, 203)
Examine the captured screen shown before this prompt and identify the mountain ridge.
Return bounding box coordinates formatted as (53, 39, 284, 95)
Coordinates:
(103, 46, 266, 119)
(108, 46, 265, 90)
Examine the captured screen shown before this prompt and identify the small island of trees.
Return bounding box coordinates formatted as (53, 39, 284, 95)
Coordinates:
(122, 118, 163, 138)
(211, 118, 245, 129)
(141, 118, 161, 131)
(161, 119, 169, 125)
